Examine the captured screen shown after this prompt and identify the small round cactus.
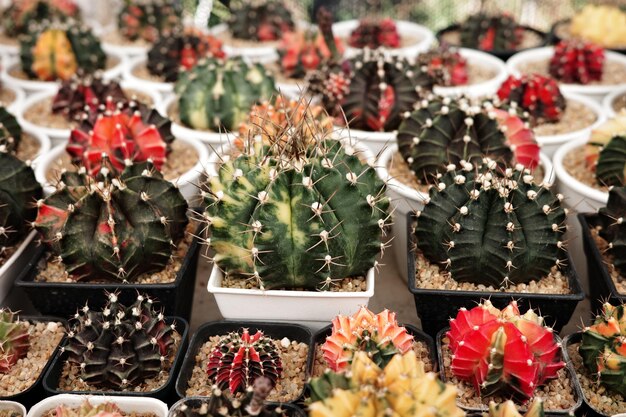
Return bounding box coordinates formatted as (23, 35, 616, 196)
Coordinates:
(0, 107, 23, 154)
(496, 73, 567, 125)
(1, 0, 80, 37)
(416, 44, 469, 87)
(448, 300, 564, 401)
(549, 40, 605, 85)
(228, 0, 295, 41)
(278, 29, 344, 80)
(348, 18, 400, 49)
(585, 112, 626, 187)
(414, 159, 566, 287)
(19, 21, 106, 81)
(0, 309, 29, 373)
(596, 186, 626, 276)
(322, 307, 413, 372)
(207, 328, 282, 395)
(117, 0, 182, 43)
(580, 302, 626, 397)
(63, 292, 176, 390)
(34, 156, 188, 282)
(459, 13, 523, 51)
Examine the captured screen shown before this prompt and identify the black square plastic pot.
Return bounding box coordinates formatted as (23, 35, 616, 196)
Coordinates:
(436, 328, 583, 416)
(563, 332, 623, 417)
(42, 317, 188, 405)
(15, 232, 200, 320)
(579, 213, 626, 315)
(0, 316, 66, 409)
(174, 320, 313, 402)
(549, 19, 626, 55)
(407, 213, 585, 338)
(168, 397, 306, 417)
(435, 24, 547, 61)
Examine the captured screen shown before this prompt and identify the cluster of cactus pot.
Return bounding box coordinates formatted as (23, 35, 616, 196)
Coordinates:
(549, 40, 605, 84)
(585, 112, 626, 187)
(227, 0, 294, 41)
(0, 310, 29, 373)
(2, 0, 80, 37)
(460, 13, 523, 51)
(117, 0, 182, 43)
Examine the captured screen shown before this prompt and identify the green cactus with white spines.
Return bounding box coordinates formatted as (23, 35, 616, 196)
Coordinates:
(596, 135, 626, 187)
(174, 57, 276, 132)
(414, 159, 567, 287)
(597, 186, 626, 276)
(202, 110, 389, 290)
(0, 107, 22, 154)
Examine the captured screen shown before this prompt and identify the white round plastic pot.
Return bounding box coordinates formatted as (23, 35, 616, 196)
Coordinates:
(0, 42, 18, 59)
(332, 20, 434, 58)
(0, 400, 26, 417)
(23, 126, 52, 164)
(535, 93, 606, 158)
(433, 48, 507, 98)
(35, 136, 209, 203)
(1, 50, 126, 94)
(376, 144, 555, 280)
(506, 47, 626, 103)
(27, 394, 168, 417)
(207, 266, 375, 322)
(0, 231, 37, 306)
(602, 84, 626, 118)
(4, 83, 25, 113)
(333, 125, 396, 155)
(160, 95, 236, 147)
(102, 35, 150, 58)
(554, 136, 608, 213)
(122, 56, 174, 97)
(16, 81, 163, 146)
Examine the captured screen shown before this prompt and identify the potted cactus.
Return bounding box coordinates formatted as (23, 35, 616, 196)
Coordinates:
(42, 292, 188, 401)
(162, 56, 276, 145)
(0, 309, 66, 408)
(28, 394, 169, 417)
(495, 73, 605, 157)
(507, 40, 626, 103)
(438, 300, 581, 414)
(16, 72, 161, 145)
(174, 321, 311, 403)
(16, 155, 199, 319)
(308, 350, 465, 417)
(564, 302, 626, 417)
(436, 12, 547, 61)
(0, 401, 25, 417)
(203, 95, 389, 321)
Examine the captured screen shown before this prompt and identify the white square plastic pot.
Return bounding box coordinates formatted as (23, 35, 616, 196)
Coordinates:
(207, 266, 375, 322)
(27, 394, 168, 417)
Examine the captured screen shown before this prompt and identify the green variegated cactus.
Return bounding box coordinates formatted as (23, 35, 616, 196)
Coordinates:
(202, 100, 389, 290)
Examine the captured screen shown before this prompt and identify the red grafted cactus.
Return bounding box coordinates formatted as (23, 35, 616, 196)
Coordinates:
(417, 44, 469, 87)
(549, 40, 605, 84)
(447, 300, 564, 401)
(497, 74, 567, 125)
(67, 98, 174, 175)
(348, 18, 400, 49)
(207, 328, 282, 395)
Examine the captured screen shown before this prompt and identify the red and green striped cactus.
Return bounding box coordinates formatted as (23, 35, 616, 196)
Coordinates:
(348, 18, 400, 49)
(0, 309, 29, 373)
(117, 0, 182, 43)
(1, 0, 80, 37)
(228, 0, 295, 41)
(34, 156, 188, 282)
(448, 300, 564, 401)
(459, 13, 522, 51)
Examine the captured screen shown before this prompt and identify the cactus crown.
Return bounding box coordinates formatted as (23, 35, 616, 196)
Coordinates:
(278, 29, 343, 80)
(0, 309, 29, 373)
(307, 48, 435, 132)
(202, 97, 390, 290)
(117, 0, 182, 43)
(34, 156, 188, 282)
(460, 13, 522, 51)
(597, 186, 626, 278)
(348, 18, 400, 49)
(67, 98, 174, 176)
(549, 40, 605, 85)
(1, 0, 80, 37)
(447, 300, 564, 401)
(0, 107, 22, 154)
(397, 95, 540, 185)
(416, 44, 469, 87)
(63, 292, 176, 390)
(175, 57, 277, 132)
(414, 159, 566, 287)
(309, 351, 465, 417)
(487, 399, 545, 417)
(20, 20, 106, 81)
(322, 307, 414, 372)
(228, 0, 295, 42)
(496, 74, 567, 126)
(51, 72, 127, 122)
(51, 400, 124, 417)
(585, 112, 626, 187)
(0, 150, 43, 252)
(580, 302, 626, 397)
(206, 328, 282, 396)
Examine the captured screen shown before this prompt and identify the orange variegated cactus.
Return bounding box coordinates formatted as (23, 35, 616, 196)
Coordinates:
(31, 29, 77, 81)
(322, 307, 414, 372)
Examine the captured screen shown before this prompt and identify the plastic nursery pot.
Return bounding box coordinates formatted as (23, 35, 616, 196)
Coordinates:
(376, 145, 554, 281)
(602, 85, 626, 118)
(0, 50, 127, 94)
(42, 317, 188, 404)
(406, 212, 585, 338)
(15, 81, 163, 146)
(331, 19, 435, 59)
(28, 394, 169, 417)
(0, 401, 26, 417)
(549, 19, 626, 56)
(14, 228, 200, 320)
(433, 48, 507, 98)
(506, 47, 626, 104)
(174, 320, 313, 402)
(0, 316, 67, 409)
(34, 137, 209, 204)
(168, 397, 306, 417)
(332, 125, 396, 155)
(122, 56, 174, 99)
(437, 329, 583, 416)
(435, 24, 547, 61)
